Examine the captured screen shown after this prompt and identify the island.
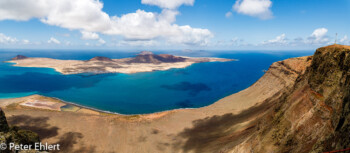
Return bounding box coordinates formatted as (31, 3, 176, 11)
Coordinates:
(7, 51, 234, 74)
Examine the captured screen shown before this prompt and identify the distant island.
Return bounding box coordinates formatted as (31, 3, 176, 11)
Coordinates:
(7, 51, 234, 74)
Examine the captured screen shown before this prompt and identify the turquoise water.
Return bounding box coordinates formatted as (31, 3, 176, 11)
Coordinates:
(0, 50, 313, 114)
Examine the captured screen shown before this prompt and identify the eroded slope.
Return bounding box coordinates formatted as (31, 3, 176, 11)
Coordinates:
(231, 44, 350, 153)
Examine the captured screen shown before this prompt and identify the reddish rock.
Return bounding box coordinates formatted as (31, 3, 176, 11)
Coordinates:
(12, 55, 28, 60)
(89, 56, 113, 62)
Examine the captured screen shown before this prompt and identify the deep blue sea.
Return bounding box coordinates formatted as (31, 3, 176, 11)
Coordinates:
(0, 49, 314, 114)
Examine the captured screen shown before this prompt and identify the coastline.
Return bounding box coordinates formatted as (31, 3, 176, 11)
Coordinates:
(0, 93, 204, 116)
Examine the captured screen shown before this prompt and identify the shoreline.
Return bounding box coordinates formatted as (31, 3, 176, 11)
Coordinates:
(1, 93, 209, 116)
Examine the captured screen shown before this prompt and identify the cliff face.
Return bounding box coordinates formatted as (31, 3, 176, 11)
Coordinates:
(230, 45, 350, 153)
(307, 45, 350, 151)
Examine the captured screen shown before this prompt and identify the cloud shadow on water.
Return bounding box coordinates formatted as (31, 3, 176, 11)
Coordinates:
(175, 100, 194, 108)
(0, 72, 110, 93)
(161, 81, 211, 96)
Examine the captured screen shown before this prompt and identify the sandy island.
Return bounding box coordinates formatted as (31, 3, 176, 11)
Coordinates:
(7, 51, 234, 75)
(0, 55, 311, 153)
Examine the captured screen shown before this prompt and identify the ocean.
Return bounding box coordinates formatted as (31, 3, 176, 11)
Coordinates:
(0, 49, 314, 114)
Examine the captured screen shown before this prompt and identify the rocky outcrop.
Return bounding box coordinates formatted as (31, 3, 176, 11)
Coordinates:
(11, 55, 28, 60)
(157, 54, 187, 62)
(0, 108, 9, 133)
(88, 56, 113, 62)
(229, 45, 350, 153)
(0, 108, 40, 152)
(127, 52, 186, 64)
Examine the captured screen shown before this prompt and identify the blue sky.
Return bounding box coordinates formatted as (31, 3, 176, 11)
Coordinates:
(0, 0, 349, 50)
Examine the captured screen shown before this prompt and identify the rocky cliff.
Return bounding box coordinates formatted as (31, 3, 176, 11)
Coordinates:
(230, 44, 350, 153)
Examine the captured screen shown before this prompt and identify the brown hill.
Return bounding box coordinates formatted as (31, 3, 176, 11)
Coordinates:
(88, 56, 113, 62)
(128, 52, 186, 64)
(11, 55, 28, 60)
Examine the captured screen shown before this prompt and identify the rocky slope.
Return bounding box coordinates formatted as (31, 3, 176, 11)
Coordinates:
(88, 56, 113, 62)
(0, 108, 40, 153)
(229, 44, 350, 153)
(127, 52, 186, 64)
(11, 55, 28, 60)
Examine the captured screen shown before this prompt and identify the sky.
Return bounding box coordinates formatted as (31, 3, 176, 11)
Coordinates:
(0, 0, 349, 51)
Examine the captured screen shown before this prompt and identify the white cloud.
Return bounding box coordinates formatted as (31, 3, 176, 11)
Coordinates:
(81, 31, 100, 40)
(233, 0, 273, 20)
(307, 28, 329, 44)
(22, 39, 30, 44)
(98, 38, 106, 44)
(0, 33, 17, 44)
(289, 37, 304, 46)
(0, 0, 51, 21)
(230, 37, 246, 46)
(225, 12, 233, 18)
(103, 9, 212, 46)
(338, 35, 349, 45)
(116, 40, 158, 47)
(213, 37, 246, 47)
(262, 34, 287, 45)
(0, 0, 211, 46)
(65, 41, 72, 45)
(62, 33, 70, 37)
(141, 0, 194, 9)
(47, 37, 60, 44)
(166, 25, 213, 46)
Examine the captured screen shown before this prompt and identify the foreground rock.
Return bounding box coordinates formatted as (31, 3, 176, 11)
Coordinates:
(7, 52, 233, 74)
(0, 108, 41, 152)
